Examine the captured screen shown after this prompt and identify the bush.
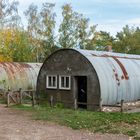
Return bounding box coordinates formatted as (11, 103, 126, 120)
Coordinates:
(55, 102, 64, 109)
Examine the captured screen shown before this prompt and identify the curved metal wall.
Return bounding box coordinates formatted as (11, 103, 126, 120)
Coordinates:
(0, 62, 42, 91)
(76, 49, 140, 105)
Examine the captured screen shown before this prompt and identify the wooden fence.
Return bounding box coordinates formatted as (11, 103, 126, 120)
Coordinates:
(73, 98, 124, 112)
(6, 89, 35, 107)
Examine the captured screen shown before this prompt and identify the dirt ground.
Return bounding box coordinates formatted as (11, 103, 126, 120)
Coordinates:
(0, 104, 131, 140)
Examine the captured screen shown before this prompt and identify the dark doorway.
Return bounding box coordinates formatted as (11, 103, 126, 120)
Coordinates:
(77, 76, 87, 109)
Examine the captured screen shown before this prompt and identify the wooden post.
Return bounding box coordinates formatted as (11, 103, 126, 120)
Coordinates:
(50, 96, 54, 107)
(19, 88, 22, 104)
(74, 98, 77, 110)
(99, 98, 102, 111)
(7, 91, 10, 107)
(121, 99, 124, 113)
(32, 91, 35, 107)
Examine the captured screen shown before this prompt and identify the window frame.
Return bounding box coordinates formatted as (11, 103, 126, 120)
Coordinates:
(46, 75, 57, 89)
(59, 75, 71, 90)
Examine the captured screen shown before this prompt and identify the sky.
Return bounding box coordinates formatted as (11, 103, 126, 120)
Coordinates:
(17, 0, 140, 36)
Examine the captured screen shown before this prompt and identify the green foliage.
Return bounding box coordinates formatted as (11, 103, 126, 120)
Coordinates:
(11, 104, 34, 111)
(0, 1, 140, 62)
(126, 130, 137, 136)
(54, 102, 64, 109)
(113, 25, 140, 54)
(94, 31, 115, 51)
(11, 30, 33, 62)
(39, 3, 57, 61)
(58, 4, 97, 49)
(24, 3, 41, 62)
(77, 15, 89, 49)
(0, 97, 6, 104)
(58, 4, 78, 48)
(12, 104, 140, 137)
(0, 28, 33, 62)
(134, 136, 140, 140)
(24, 2, 57, 62)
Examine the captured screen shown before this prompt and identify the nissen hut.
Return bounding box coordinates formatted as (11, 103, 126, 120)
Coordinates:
(36, 49, 140, 110)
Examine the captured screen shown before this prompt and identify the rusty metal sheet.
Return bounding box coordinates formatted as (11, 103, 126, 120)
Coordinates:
(0, 62, 42, 91)
(76, 49, 140, 105)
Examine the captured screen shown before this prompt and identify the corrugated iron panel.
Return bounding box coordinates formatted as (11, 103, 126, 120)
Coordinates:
(0, 62, 42, 91)
(76, 49, 140, 105)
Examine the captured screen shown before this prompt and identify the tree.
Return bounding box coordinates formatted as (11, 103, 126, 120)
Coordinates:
(59, 4, 79, 48)
(0, 28, 33, 62)
(59, 4, 97, 49)
(76, 13, 90, 49)
(0, 0, 21, 61)
(25, 3, 57, 62)
(0, 28, 13, 61)
(10, 29, 33, 62)
(114, 25, 140, 54)
(24, 3, 41, 62)
(0, 0, 21, 28)
(93, 31, 114, 51)
(84, 25, 98, 50)
(40, 2, 57, 60)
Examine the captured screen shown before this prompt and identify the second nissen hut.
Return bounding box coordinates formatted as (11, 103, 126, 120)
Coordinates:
(36, 49, 140, 110)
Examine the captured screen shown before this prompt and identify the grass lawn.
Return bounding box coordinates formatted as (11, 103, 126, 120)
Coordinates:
(10, 103, 140, 139)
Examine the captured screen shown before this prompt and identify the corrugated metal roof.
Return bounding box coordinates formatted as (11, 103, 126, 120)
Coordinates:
(76, 49, 140, 105)
(0, 62, 42, 91)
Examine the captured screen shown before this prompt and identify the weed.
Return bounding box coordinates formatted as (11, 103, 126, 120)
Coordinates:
(11, 104, 140, 137)
(126, 130, 137, 136)
(134, 137, 140, 140)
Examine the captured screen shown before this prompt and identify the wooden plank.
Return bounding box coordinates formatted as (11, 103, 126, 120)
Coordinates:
(7, 93, 10, 107)
(120, 99, 124, 112)
(9, 95, 17, 103)
(22, 91, 32, 98)
(23, 90, 35, 92)
(102, 105, 121, 107)
(19, 89, 22, 104)
(6, 89, 36, 107)
(50, 96, 54, 107)
(74, 99, 77, 110)
(32, 91, 35, 107)
(99, 98, 103, 111)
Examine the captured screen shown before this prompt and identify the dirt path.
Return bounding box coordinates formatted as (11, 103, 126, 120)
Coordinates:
(0, 104, 130, 140)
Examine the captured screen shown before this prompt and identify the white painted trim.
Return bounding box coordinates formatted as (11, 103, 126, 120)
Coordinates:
(46, 75, 57, 89)
(59, 75, 71, 90)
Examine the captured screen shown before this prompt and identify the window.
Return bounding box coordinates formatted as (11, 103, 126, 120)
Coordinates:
(59, 76, 71, 90)
(46, 75, 57, 89)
